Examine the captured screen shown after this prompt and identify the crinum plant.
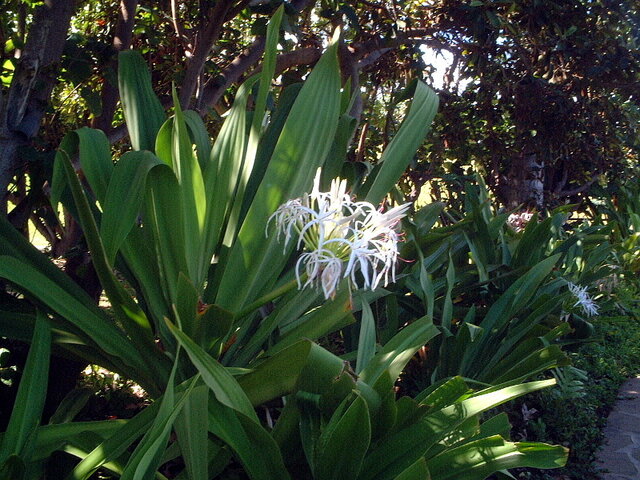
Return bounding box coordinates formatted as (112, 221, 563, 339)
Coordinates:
(0, 9, 437, 478)
(0, 9, 568, 479)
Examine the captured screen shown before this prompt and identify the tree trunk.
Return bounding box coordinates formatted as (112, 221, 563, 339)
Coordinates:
(0, 0, 76, 215)
(92, 0, 138, 134)
(505, 151, 545, 209)
(505, 76, 546, 209)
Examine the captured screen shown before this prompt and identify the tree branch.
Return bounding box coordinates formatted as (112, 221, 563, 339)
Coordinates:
(197, 37, 267, 113)
(179, 0, 233, 108)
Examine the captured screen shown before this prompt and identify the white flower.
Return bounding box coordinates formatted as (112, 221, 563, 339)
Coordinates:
(507, 210, 535, 232)
(268, 169, 409, 299)
(567, 282, 599, 317)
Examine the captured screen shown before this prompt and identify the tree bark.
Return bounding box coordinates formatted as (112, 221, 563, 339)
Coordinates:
(505, 77, 546, 209)
(0, 0, 77, 215)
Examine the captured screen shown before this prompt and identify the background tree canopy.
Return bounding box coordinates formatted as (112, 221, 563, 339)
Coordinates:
(1, 0, 639, 226)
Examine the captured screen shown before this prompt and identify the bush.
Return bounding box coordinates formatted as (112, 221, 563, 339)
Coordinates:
(506, 307, 640, 479)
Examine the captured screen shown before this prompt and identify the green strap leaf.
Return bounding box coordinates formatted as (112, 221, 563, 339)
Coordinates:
(215, 36, 341, 313)
(207, 397, 291, 480)
(57, 154, 167, 388)
(221, 6, 285, 249)
(171, 88, 207, 285)
(237, 340, 313, 406)
(65, 413, 156, 480)
(175, 385, 209, 480)
(200, 76, 258, 282)
(0, 257, 147, 385)
(120, 361, 197, 480)
(360, 314, 440, 385)
(356, 299, 377, 375)
(364, 82, 439, 205)
(183, 110, 213, 172)
(425, 436, 567, 480)
(0, 312, 50, 463)
(100, 151, 163, 263)
(118, 50, 166, 151)
(393, 458, 430, 480)
(314, 393, 371, 480)
(167, 321, 258, 422)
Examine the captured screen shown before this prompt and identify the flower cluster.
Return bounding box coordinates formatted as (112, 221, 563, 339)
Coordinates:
(507, 210, 535, 232)
(268, 171, 409, 299)
(567, 282, 599, 317)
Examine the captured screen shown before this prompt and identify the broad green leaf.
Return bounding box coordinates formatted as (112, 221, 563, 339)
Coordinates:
(238, 340, 313, 406)
(175, 384, 209, 480)
(201, 76, 259, 276)
(321, 112, 357, 187)
(415, 376, 470, 409)
(231, 286, 320, 366)
(510, 215, 553, 269)
(370, 371, 398, 441)
(470, 255, 560, 366)
(478, 295, 562, 376)
(360, 314, 440, 385)
(0, 257, 149, 387)
(314, 393, 371, 480)
(120, 361, 196, 480)
(358, 411, 440, 480)
(208, 398, 291, 480)
(118, 50, 165, 151)
(423, 380, 557, 449)
(57, 154, 166, 386)
(393, 458, 430, 480)
(48, 388, 93, 425)
(489, 345, 570, 384)
(155, 118, 174, 167)
(267, 288, 355, 355)
(144, 165, 188, 307)
(356, 299, 377, 374)
(364, 82, 439, 204)
(442, 253, 455, 326)
(426, 436, 567, 479)
(0, 312, 50, 462)
(183, 110, 213, 172)
(174, 273, 199, 338)
(50, 128, 113, 208)
(0, 210, 100, 334)
(221, 6, 285, 248)
(233, 83, 303, 235)
(100, 151, 162, 262)
(168, 322, 258, 422)
(170, 88, 207, 284)
(65, 410, 158, 479)
(359, 380, 555, 480)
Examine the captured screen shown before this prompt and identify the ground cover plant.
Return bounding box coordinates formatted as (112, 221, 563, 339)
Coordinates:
(514, 313, 640, 480)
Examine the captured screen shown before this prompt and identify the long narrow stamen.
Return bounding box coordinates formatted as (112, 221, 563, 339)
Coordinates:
(266, 169, 409, 299)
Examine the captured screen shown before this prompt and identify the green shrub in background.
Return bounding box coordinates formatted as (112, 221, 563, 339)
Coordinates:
(361, 178, 612, 395)
(504, 309, 640, 480)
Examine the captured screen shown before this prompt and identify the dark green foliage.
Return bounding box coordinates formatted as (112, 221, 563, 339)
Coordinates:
(505, 311, 640, 480)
